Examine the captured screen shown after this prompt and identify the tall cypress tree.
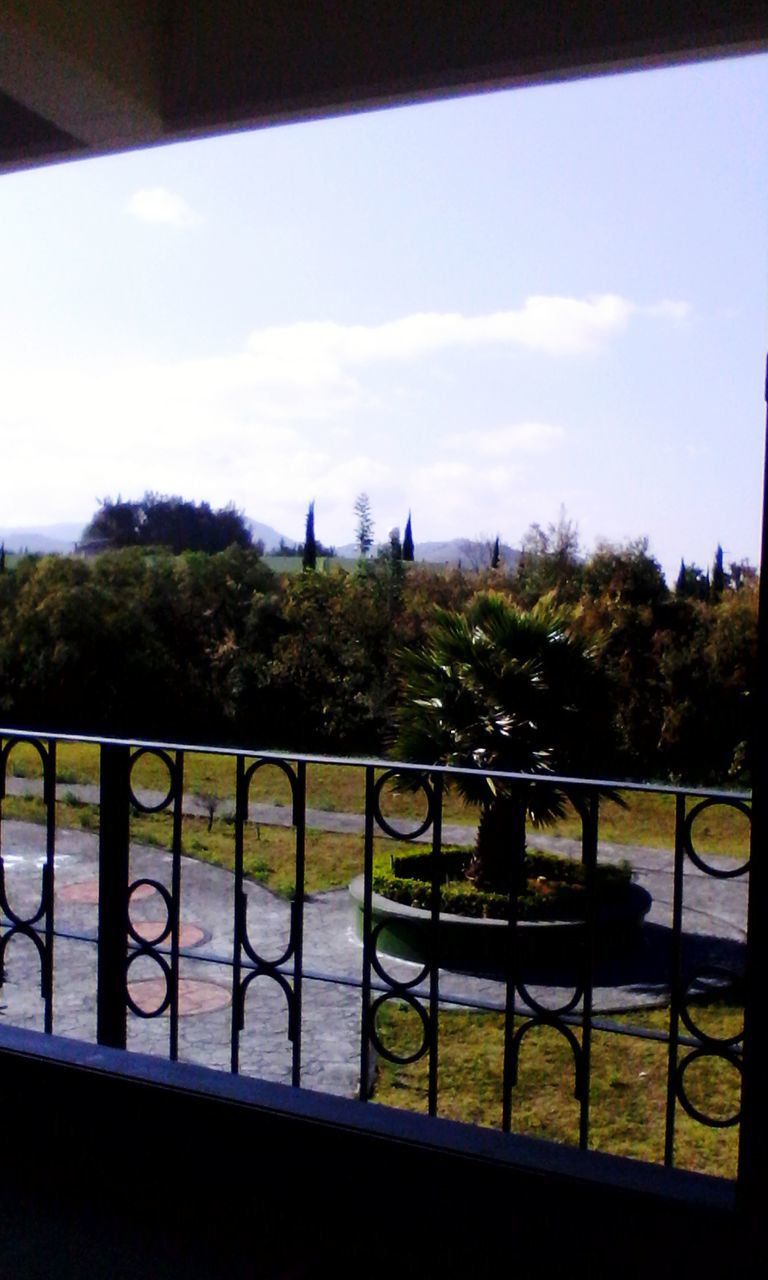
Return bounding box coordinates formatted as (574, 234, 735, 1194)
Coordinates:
(675, 559, 687, 596)
(302, 501, 317, 570)
(402, 512, 414, 561)
(711, 543, 725, 598)
(491, 535, 500, 569)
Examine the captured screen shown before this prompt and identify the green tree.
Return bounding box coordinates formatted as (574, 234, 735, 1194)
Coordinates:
(0, 546, 277, 742)
(711, 543, 726, 598)
(514, 509, 582, 606)
(394, 593, 617, 887)
(354, 492, 374, 558)
(402, 513, 415, 562)
(491, 536, 500, 569)
(729, 559, 756, 592)
(302, 501, 317, 571)
(675, 560, 709, 601)
(84, 493, 252, 554)
(582, 538, 667, 607)
(269, 570, 395, 751)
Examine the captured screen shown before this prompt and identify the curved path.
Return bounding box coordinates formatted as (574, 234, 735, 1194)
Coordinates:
(0, 781, 749, 1099)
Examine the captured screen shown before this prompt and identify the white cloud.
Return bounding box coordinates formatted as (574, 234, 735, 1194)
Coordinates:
(644, 299, 691, 323)
(407, 460, 524, 530)
(0, 292, 690, 534)
(243, 294, 635, 372)
(127, 187, 200, 227)
(445, 422, 565, 457)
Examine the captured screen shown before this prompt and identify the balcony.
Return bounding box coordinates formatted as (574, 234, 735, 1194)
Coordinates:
(0, 726, 757, 1273)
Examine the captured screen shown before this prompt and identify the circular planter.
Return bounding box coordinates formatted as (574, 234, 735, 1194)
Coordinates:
(349, 875, 652, 976)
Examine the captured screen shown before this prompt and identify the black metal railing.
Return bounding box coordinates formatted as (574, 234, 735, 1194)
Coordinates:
(0, 727, 753, 1191)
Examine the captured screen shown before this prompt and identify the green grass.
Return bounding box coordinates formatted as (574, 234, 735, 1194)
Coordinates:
(0, 791, 407, 898)
(552, 791, 750, 859)
(131, 808, 415, 897)
(372, 1001, 742, 1179)
(0, 794, 49, 824)
(2, 740, 468, 820)
(2, 739, 751, 861)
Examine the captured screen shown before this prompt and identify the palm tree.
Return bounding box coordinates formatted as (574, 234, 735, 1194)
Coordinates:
(394, 592, 617, 888)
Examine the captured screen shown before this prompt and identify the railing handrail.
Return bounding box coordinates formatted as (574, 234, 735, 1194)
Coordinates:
(0, 725, 751, 801)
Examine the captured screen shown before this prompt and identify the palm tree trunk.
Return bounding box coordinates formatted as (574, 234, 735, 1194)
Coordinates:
(471, 792, 527, 891)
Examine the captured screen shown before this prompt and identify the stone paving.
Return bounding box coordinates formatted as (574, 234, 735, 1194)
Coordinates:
(0, 793, 748, 1100)
(0, 819, 364, 1096)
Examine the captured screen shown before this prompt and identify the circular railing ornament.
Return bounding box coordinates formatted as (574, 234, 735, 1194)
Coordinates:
(129, 747, 177, 813)
(675, 1047, 742, 1128)
(369, 918, 431, 991)
(679, 967, 744, 1047)
(373, 769, 434, 841)
(126, 878, 173, 947)
(125, 949, 173, 1018)
(683, 798, 750, 879)
(369, 992, 430, 1066)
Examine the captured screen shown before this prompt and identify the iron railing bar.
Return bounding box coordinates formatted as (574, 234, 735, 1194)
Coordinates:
(501, 796, 525, 1133)
(664, 794, 687, 1167)
(9, 916, 733, 1054)
(291, 761, 306, 1088)
(427, 773, 442, 1117)
(42, 738, 56, 1034)
(168, 749, 184, 1062)
(579, 793, 598, 1150)
(96, 743, 130, 1050)
(230, 754, 245, 1074)
(0, 726, 751, 802)
(359, 766, 375, 1102)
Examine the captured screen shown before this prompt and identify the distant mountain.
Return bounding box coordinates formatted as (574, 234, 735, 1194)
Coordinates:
(334, 537, 520, 569)
(246, 519, 298, 552)
(0, 522, 84, 553)
(0, 519, 516, 568)
(0, 519, 298, 556)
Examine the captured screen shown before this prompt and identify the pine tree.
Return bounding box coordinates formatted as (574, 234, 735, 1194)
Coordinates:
(491, 535, 500, 569)
(402, 512, 414, 561)
(354, 493, 374, 558)
(302, 501, 317, 570)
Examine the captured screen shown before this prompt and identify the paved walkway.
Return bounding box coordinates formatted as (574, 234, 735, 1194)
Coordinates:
(0, 782, 749, 1100)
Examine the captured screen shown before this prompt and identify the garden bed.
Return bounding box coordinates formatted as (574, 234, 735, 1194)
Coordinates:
(350, 846, 651, 974)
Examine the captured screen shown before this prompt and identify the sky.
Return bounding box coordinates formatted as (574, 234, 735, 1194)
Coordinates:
(1, 52, 767, 578)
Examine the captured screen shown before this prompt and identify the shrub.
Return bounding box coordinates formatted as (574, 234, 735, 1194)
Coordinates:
(374, 847, 632, 921)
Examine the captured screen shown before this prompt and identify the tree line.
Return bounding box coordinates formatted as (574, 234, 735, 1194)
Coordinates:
(0, 521, 755, 787)
(81, 493, 254, 555)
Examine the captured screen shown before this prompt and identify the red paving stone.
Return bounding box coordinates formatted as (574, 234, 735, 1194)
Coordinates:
(128, 977, 231, 1016)
(130, 920, 205, 948)
(59, 879, 157, 905)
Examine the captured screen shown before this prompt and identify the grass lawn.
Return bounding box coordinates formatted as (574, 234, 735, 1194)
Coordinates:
(140, 807, 413, 897)
(372, 1001, 742, 1179)
(3, 738, 750, 859)
(0, 792, 407, 898)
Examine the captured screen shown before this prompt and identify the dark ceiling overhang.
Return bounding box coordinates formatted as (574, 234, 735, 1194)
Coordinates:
(1, 1, 767, 175)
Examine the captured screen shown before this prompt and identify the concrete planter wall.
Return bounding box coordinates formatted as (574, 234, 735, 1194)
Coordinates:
(349, 875, 652, 976)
